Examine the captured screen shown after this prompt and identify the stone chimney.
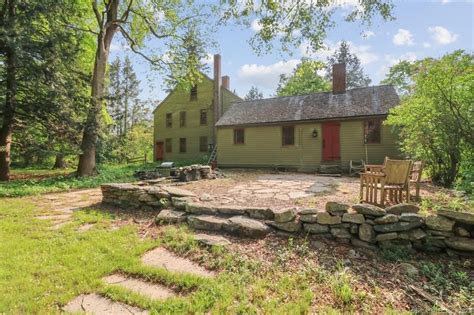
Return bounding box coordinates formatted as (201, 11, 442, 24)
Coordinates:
(222, 76, 230, 90)
(332, 63, 346, 94)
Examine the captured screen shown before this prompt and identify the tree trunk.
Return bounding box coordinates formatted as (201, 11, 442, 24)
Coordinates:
(76, 0, 119, 177)
(0, 1, 17, 181)
(53, 153, 67, 169)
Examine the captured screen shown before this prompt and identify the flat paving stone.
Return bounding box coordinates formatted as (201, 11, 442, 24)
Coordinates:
(103, 274, 175, 300)
(63, 293, 148, 314)
(194, 233, 231, 246)
(141, 247, 214, 278)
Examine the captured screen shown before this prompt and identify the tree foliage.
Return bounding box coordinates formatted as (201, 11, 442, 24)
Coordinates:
(277, 59, 330, 96)
(386, 50, 474, 189)
(244, 86, 264, 101)
(325, 41, 371, 89)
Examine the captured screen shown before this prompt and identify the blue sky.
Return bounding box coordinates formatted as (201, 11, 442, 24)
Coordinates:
(111, 0, 473, 102)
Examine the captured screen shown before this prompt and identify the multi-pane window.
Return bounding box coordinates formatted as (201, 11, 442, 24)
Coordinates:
(179, 111, 186, 127)
(165, 138, 172, 153)
(200, 109, 208, 125)
(282, 126, 295, 146)
(190, 85, 197, 101)
(179, 138, 187, 153)
(166, 113, 172, 128)
(199, 136, 208, 152)
(364, 119, 381, 144)
(234, 129, 245, 145)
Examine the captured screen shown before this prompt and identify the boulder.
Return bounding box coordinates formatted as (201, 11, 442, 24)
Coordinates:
(245, 207, 275, 220)
(155, 209, 187, 224)
(437, 209, 474, 225)
(325, 202, 350, 215)
(268, 220, 302, 233)
(359, 223, 376, 243)
(299, 214, 318, 223)
(351, 238, 377, 250)
(373, 221, 423, 233)
(444, 237, 474, 252)
(187, 215, 229, 231)
(425, 215, 455, 232)
(185, 202, 217, 215)
(316, 213, 341, 225)
(298, 208, 319, 215)
(385, 203, 419, 215)
(375, 232, 398, 242)
(303, 223, 329, 234)
(194, 233, 231, 247)
(342, 213, 365, 224)
(330, 227, 352, 239)
(400, 213, 424, 223)
(162, 186, 196, 197)
(215, 205, 247, 216)
(398, 263, 419, 277)
(274, 208, 296, 223)
(454, 226, 471, 237)
(225, 216, 271, 238)
(374, 214, 399, 224)
(352, 204, 386, 217)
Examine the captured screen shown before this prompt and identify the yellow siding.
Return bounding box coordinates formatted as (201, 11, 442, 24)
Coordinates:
(216, 119, 401, 171)
(153, 78, 242, 161)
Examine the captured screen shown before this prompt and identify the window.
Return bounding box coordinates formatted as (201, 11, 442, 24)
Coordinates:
(179, 111, 186, 127)
(234, 129, 245, 144)
(364, 119, 381, 144)
(165, 138, 172, 153)
(282, 126, 295, 146)
(190, 85, 197, 101)
(179, 138, 186, 153)
(199, 136, 208, 152)
(166, 113, 172, 128)
(200, 109, 208, 125)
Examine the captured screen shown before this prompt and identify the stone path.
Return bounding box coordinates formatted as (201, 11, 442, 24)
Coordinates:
(63, 294, 148, 315)
(103, 274, 175, 300)
(32, 188, 102, 229)
(141, 248, 215, 278)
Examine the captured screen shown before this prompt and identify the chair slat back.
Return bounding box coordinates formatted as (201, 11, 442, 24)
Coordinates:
(384, 159, 413, 185)
(410, 161, 424, 182)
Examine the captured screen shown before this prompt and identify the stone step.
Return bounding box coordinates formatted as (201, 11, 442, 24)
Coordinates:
(141, 247, 215, 278)
(103, 274, 175, 300)
(63, 294, 148, 315)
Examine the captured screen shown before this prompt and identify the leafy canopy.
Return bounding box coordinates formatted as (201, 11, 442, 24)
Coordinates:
(277, 59, 330, 96)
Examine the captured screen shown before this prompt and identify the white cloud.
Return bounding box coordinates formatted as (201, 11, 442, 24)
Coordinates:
(300, 40, 378, 65)
(251, 19, 262, 32)
(362, 31, 375, 39)
(238, 59, 300, 89)
(392, 29, 415, 46)
(428, 26, 459, 45)
(422, 42, 431, 48)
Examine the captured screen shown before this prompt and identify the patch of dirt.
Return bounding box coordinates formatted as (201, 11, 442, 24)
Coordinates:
(141, 247, 215, 278)
(103, 274, 176, 300)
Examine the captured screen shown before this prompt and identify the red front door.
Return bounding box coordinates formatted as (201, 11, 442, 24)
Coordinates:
(155, 141, 164, 161)
(322, 122, 340, 161)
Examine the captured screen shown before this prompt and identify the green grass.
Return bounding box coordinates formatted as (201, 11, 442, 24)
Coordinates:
(0, 163, 157, 197)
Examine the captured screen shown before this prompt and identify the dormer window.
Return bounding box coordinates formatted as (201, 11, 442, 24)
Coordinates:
(190, 85, 197, 101)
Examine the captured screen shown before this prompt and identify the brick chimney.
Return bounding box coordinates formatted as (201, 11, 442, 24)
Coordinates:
(212, 54, 222, 146)
(222, 76, 230, 90)
(332, 63, 346, 94)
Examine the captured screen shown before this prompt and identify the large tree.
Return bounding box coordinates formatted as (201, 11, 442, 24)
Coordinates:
(244, 86, 264, 101)
(325, 41, 371, 89)
(76, 0, 209, 177)
(386, 50, 473, 188)
(381, 60, 417, 95)
(277, 59, 330, 96)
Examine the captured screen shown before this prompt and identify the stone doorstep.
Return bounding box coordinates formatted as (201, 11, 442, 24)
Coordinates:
(141, 247, 215, 278)
(103, 274, 175, 300)
(63, 293, 148, 315)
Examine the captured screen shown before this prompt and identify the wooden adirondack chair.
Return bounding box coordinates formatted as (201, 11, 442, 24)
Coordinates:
(409, 160, 424, 201)
(359, 158, 413, 206)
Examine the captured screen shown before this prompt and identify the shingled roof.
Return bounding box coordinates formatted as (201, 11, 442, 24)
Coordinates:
(216, 85, 399, 127)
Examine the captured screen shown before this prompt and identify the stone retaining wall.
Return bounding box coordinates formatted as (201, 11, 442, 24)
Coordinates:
(101, 183, 474, 256)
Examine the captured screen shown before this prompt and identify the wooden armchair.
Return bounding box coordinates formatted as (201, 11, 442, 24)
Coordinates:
(409, 161, 424, 201)
(359, 158, 413, 206)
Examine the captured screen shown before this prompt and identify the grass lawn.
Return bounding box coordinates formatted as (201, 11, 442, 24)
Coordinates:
(0, 163, 156, 197)
(1, 196, 472, 313)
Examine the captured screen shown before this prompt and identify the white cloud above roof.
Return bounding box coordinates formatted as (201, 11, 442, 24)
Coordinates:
(428, 26, 459, 45)
(238, 59, 301, 89)
(392, 29, 415, 46)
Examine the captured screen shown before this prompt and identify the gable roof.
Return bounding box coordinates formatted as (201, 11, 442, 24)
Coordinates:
(216, 85, 399, 127)
(152, 72, 241, 114)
